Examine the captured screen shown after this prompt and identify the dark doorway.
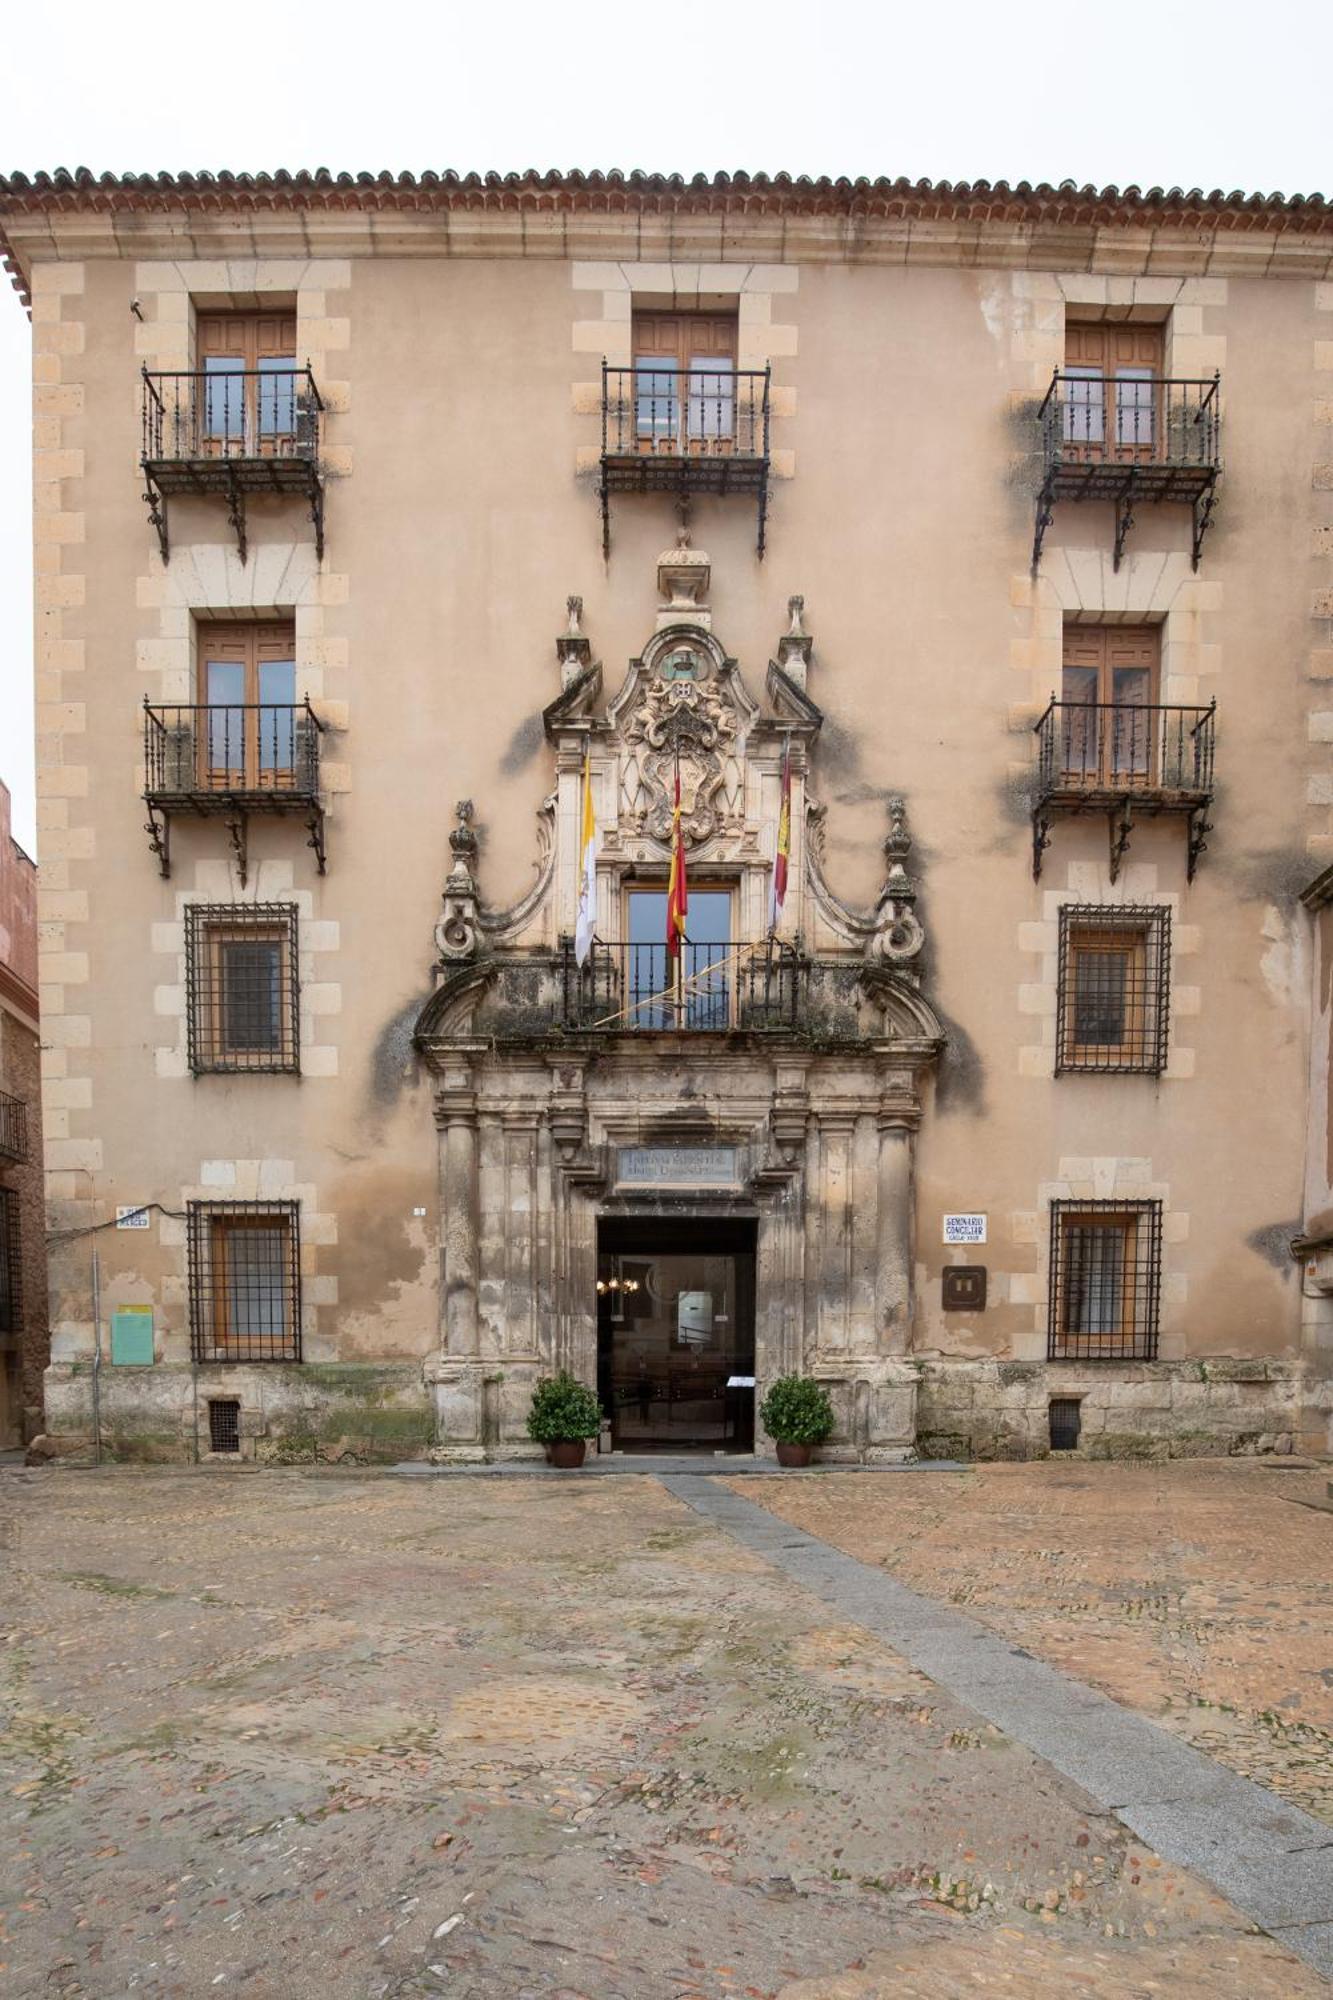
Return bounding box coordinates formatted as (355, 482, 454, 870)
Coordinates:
(597, 1216, 756, 1452)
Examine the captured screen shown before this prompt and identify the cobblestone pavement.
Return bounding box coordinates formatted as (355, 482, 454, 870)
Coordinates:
(735, 1459, 1333, 1827)
(0, 1467, 1326, 1999)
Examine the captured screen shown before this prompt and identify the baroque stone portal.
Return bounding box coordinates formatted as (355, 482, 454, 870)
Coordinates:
(414, 541, 944, 1459)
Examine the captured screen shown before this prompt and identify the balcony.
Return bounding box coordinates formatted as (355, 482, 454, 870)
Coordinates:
(140, 366, 325, 564)
(600, 363, 771, 558)
(1033, 372, 1221, 571)
(1033, 699, 1216, 882)
(561, 937, 802, 1032)
(0, 1088, 26, 1163)
(142, 699, 326, 885)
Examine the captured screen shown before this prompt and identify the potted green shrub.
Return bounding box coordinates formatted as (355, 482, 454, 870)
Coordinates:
(759, 1375, 835, 1468)
(526, 1371, 602, 1469)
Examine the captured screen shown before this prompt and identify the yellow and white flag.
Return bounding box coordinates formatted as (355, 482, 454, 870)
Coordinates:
(574, 752, 597, 966)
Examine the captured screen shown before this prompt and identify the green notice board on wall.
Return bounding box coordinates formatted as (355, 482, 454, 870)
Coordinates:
(110, 1307, 154, 1366)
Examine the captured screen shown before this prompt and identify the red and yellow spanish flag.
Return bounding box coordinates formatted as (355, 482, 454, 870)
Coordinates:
(769, 736, 792, 932)
(666, 759, 688, 959)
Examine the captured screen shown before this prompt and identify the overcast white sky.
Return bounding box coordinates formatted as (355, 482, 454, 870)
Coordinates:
(2, 0, 1330, 853)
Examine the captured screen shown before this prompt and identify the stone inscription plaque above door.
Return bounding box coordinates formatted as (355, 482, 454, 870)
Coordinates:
(616, 1146, 741, 1187)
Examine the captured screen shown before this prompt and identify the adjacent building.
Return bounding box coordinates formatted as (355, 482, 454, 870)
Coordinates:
(1, 166, 1330, 1462)
(0, 778, 45, 1447)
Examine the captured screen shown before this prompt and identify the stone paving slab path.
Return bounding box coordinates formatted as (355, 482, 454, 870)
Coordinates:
(1, 1464, 1329, 1998)
(675, 1474, 1333, 1984)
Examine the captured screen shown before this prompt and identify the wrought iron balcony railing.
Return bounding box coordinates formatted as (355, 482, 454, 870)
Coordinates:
(0, 1088, 27, 1163)
(561, 937, 802, 1033)
(1033, 699, 1216, 883)
(140, 365, 325, 564)
(599, 362, 772, 558)
(1033, 372, 1221, 571)
(142, 700, 326, 884)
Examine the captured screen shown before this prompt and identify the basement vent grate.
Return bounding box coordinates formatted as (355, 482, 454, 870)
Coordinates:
(1048, 1397, 1082, 1452)
(208, 1398, 241, 1455)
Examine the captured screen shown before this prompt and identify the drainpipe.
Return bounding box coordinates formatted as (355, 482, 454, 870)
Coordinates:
(90, 1239, 103, 1466)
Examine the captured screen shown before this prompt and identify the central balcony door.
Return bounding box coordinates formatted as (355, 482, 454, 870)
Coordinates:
(626, 887, 732, 1029)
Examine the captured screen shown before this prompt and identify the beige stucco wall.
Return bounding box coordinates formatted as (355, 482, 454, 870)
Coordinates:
(14, 198, 1331, 1453)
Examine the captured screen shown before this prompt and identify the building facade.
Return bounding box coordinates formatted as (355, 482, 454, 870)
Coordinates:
(2, 167, 1330, 1463)
(0, 778, 45, 1447)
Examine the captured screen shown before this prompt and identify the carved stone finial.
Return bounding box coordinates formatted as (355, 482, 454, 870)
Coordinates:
(776, 591, 813, 689)
(656, 531, 711, 631)
(449, 798, 478, 867)
(436, 801, 481, 965)
(557, 593, 593, 687)
(868, 794, 925, 969)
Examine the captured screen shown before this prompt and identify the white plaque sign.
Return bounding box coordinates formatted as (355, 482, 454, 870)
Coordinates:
(115, 1205, 151, 1230)
(617, 1146, 740, 1186)
(943, 1213, 987, 1245)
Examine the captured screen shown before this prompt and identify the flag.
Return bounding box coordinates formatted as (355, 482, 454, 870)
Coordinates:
(574, 751, 597, 967)
(666, 757, 688, 959)
(769, 736, 792, 932)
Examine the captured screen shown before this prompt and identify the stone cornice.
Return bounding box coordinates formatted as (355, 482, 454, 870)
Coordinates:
(4, 167, 1333, 304)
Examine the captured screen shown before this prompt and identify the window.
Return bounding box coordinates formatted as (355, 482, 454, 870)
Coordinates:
(186, 904, 299, 1074)
(188, 1201, 301, 1363)
(626, 886, 733, 1029)
(1063, 322, 1163, 462)
(197, 310, 298, 447)
(631, 311, 737, 452)
(0, 1188, 19, 1334)
(1048, 1200, 1162, 1361)
(1056, 905, 1170, 1075)
(196, 622, 298, 790)
(1060, 624, 1159, 786)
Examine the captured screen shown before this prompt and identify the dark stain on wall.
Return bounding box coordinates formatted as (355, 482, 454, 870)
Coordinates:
(1224, 841, 1316, 909)
(500, 712, 545, 777)
(931, 1003, 986, 1117)
(370, 991, 432, 1107)
(1246, 1220, 1301, 1276)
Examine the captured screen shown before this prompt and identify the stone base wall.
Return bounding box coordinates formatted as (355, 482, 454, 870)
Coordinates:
(915, 1357, 1308, 1462)
(38, 1362, 434, 1466)
(34, 1353, 1320, 1466)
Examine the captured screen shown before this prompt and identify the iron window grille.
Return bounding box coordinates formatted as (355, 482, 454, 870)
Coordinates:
(0, 1087, 26, 1162)
(185, 904, 300, 1075)
(1056, 905, 1170, 1075)
(1048, 1199, 1162, 1362)
(187, 1200, 301, 1364)
(0, 1187, 20, 1334)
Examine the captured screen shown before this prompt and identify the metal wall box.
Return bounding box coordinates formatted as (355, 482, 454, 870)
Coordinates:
(110, 1306, 155, 1366)
(942, 1265, 987, 1311)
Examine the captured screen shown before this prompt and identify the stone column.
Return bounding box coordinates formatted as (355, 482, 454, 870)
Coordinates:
(875, 1080, 921, 1352)
(434, 1071, 480, 1358)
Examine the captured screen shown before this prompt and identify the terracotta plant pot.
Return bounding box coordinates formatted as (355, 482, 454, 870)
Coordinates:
(545, 1439, 587, 1469)
(775, 1441, 813, 1468)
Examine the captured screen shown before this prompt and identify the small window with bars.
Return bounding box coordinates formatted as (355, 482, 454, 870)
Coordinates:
(188, 1201, 301, 1363)
(1056, 905, 1170, 1075)
(186, 904, 299, 1075)
(0, 1187, 20, 1334)
(1048, 1199, 1162, 1361)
